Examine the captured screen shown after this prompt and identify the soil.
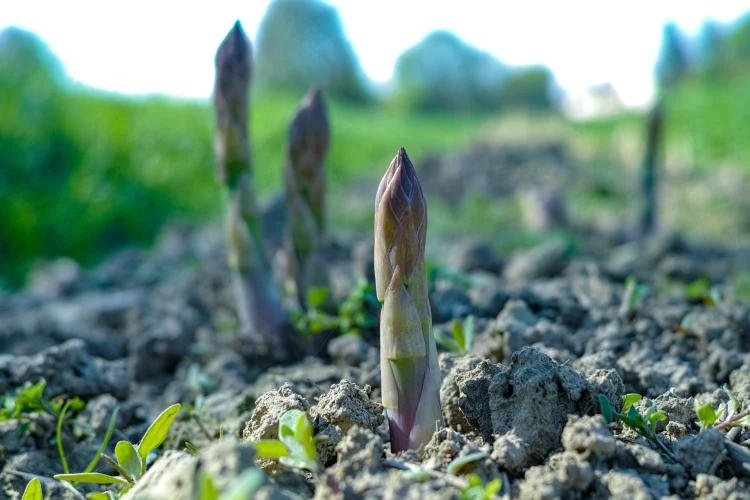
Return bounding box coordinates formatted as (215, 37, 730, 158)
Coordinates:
(2, 177, 750, 498)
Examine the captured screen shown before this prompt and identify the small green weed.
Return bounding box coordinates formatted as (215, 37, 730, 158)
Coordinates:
(55, 403, 181, 498)
(250, 409, 318, 472)
(598, 393, 674, 462)
(293, 278, 379, 336)
(435, 316, 475, 354)
(695, 385, 750, 430)
(395, 451, 502, 498)
(196, 468, 265, 500)
(21, 477, 43, 500)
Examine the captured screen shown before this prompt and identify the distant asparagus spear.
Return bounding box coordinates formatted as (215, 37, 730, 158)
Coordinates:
(375, 148, 443, 453)
(641, 98, 663, 237)
(284, 89, 331, 309)
(213, 21, 288, 346)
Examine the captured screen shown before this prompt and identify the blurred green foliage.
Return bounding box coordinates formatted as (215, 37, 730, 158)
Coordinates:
(255, 0, 370, 102)
(394, 30, 554, 113)
(0, 29, 488, 287)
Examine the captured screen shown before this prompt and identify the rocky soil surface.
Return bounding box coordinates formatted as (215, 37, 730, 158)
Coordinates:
(1, 221, 750, 499)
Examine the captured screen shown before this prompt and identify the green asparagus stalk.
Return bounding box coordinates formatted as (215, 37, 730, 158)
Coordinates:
(375, 147, 443, 453)
(284, 89, 330, 309)
(213, 21, 287, 346)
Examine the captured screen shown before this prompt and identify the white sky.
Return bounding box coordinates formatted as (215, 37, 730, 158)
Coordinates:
(2, 0, 748, 107)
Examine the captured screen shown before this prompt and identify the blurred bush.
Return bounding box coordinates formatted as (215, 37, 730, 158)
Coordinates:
(393, 31, 509, 112)
(655, 23, 689, 86)
(254, 0, 370, 102)
(498, 66, 555, 111)
(393, 31, 553, 113)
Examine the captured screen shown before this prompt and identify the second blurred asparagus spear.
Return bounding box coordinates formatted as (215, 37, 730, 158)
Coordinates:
(284, 89, 331, 310)
(213, 21, 288, 348)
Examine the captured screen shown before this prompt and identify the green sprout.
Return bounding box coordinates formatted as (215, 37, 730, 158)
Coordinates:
(598, 393, 674, 462)
(21, 477, 42, 500)
(250, 409, 318, 472)
(389, 452, 502, 498)
(291, 278, 379, 337)
(695, 385, 750, 431)
(55, 403, 182, 498)
(620, 277, 649, 317)
(196, 468, 265, 500)
(435, 316, 475, 354)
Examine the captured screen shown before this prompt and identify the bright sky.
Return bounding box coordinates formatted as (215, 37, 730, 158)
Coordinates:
(3, 0, 748, 107)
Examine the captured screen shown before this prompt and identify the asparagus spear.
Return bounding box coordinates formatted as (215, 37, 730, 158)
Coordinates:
(213, 21, 287, 347)
(375, 147, 443, 453)
(284, 89, 330, 309)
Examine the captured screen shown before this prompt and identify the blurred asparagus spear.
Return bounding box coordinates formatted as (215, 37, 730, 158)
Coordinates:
(284, 89, 330, 309)
(375, 147, 443, 453)
(641, 98, 663, 237)
(213, 21, 288, 347)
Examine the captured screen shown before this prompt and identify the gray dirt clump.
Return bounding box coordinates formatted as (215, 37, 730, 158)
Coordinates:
(519, 451, 596, 500)
(488, 347, 595, 473)
(310, 380, 383, 465)
(314, 426, 384, 499)
(675, 428, 727, 476)
(562, 415, 617, 458)
(456, 359, 503, 439)
(694, 474, 750, 500)
(0, 339, 129, 400)
(243, 383, 310, 442)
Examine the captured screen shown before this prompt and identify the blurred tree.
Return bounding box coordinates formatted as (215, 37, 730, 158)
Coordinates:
(655, 23, 689, 86)
(394, 31, 509, 112)
(696, 20, 728, 78)
(498, 66, 554, 111)
(254, 0, 370, 102)
(0, 28, 80, 284)
(727, 14, 750, 66)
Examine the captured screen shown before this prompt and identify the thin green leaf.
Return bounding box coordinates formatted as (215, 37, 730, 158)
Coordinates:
(137, 403, 181, 474)
(101, 453, 134, 484)
(306, 287, 329, 309)
(83, 406, 119, 474)
(723, 385, 741, 413)
(434, 329, 461, 353)
(483, 478, 503, 499)
(463, 316, 475, 351)
(86, 493, 116, 500)
(21, 478, 42, 500)
(278, 456, 315, 470)
(184, 441, 199, 455)
(446, 452, 487, 476)
(219, 469, 265, 500)
(115, 440, 142, 481)
(598, 394, 614, 423)
(452, 320, 465, 351)
(196, 470, 219, 500)
(402, 469, 430, 482)
(279, 410, 316, 462)
(648, 412, 667, 432)
(54, 473, 129, 485)
(253, 440, 289, 459)
(622, 393, 642, 413)
(695, 401, 719, 428)
(56, 399, 72, 474)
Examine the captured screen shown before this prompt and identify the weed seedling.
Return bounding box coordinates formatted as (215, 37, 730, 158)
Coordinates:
(389, 452, 502, 498)
(55, 403, 181, 498)
(196, 467, 265, 500)
(695, 385, 750, 431)
(292, 278, 379, 337)
(250, 409, 318, 472)
(599, 393, 674, 462)
(21, 477, 42, 500)
(435, 316, 475, 354)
